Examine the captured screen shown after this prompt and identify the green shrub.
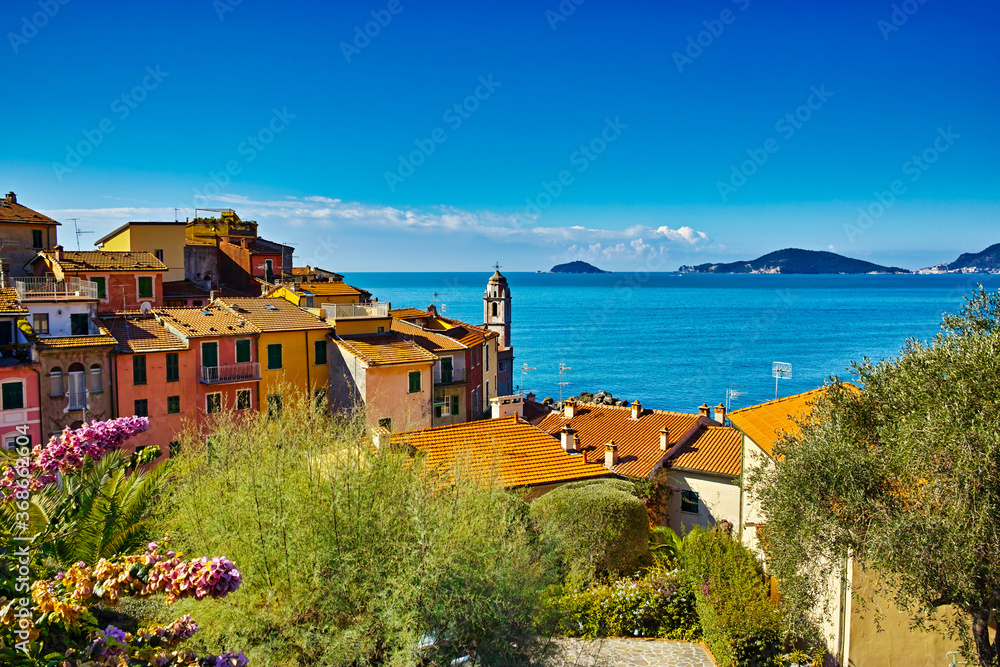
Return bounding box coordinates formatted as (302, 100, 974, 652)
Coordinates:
(530, 480, 649, 587)
(546, 564, 699, 640)
(682, 528, 784, 667)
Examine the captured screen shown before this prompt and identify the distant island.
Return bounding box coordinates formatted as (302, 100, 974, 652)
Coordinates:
(550, 260, 609, 274)
(678, 248, 910, 275)
(919, 243, 1000, 274)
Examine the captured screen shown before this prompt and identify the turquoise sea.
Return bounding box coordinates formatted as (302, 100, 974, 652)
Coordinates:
(346, 273, 1000, 414)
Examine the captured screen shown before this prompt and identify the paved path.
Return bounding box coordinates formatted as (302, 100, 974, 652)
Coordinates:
(551, 638, 715, 667)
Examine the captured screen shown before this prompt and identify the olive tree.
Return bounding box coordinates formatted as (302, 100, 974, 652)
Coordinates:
(749, 287, 1000, 666)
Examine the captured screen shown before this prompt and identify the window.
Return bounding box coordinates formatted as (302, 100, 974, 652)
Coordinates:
(267, 394, 282, 418)
(436, 393, 460, 418)
(89, 364, 103, 393)
(1, 382, 24, 411)
(33, 313, 49, 335)
(499, 361, 506, 372)
(236, 389, 251, 410)
(91, 277, 106, 299)
(49, 367, 63, 396)
(166, 352, 179, 382)
(192, 300, 203, 307)
(137, 276, 154, 299)
(264, 259, 273, 279)
(68, 363, 85, 408)
(313, 389, 327, 409)
(267, 343, 282, 370)
(314, 340, 327, 365)
(206, 393, 222, 414)
(167, 395, 180, 414)
(485, 348, 489, 371)
(681, 491, 700, 514)
(376, 325, 385, 334)
(408, 370, 421, 394)
(491, 302, 498, 317)
(440, 357, 453, 383)
(236, 339, 252, 364)
(134, 399, 148, 417)
(70, 314, 89, 336)
(378, 417, 392, 432)
(32, 229, 44, 249)
(169, 441, 182, 458)
(0, 321, 12, 345)
(201, 342, 218, 368)
(154, 249, 164, 262)
(133, 355, 147, 385)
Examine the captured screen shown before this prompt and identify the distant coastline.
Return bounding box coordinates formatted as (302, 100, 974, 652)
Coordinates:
(549, 260, 609, 274)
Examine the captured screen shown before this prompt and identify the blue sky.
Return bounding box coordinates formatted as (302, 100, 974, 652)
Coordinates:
(2, 0, 997, 271)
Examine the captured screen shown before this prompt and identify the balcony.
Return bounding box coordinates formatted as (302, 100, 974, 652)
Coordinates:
(15, 277, 99, 301)
(330, 302, 389, 320)
(201, 362, 260, 385)
(0, 344, 33, 366)
(433, 367, 467, 384)
(66, 391, 88, 411)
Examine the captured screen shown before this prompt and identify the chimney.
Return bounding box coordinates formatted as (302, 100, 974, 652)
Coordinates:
(573, 434, 581, 453)
(715, 403, 727, 424)
(605, 442, 618, 468)
(698, 403, 711, 418)
(526, 392, 536, 403)
(659, 428, 669, 451)
(560, 426, 576, 452)
(630, 400, 641, 420)
(580, 445, 588, 464)
(427, 304, 437, 317)
(5, 192, 14, 204)
(564, 401, 577, 418)
(53, 244, 64, 261)
(209, 290, 218, 302)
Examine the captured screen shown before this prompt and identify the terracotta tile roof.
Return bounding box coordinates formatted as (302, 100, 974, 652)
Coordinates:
(334, 333, 437, 366)
(105, 315, 188, 353)
(391, 319, 467, 352)
(390, 307, 432, 319)
(0, 195, 58, 224)
(391, 416, 614, 489)
(94, 221, 185, 246)
(34, 321, 116, 349)
(667, 425, 743, 477)
(297, 282, 368, 298)
(218, 297, 332, 333)
(536, 403, 708, 479)
(522, 399, 554, 425)
(0, 287, 26, 314)
(42, 250, 167, 273)
(728, 387, 830, 458)
(156, 306, 260, 338)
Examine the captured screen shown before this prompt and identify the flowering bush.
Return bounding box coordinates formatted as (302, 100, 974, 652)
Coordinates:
(547, 565, 699, 640)
(1, 417, 149, 497)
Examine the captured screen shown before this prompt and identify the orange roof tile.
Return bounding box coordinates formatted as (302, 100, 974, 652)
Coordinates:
(728, 386, 850, 458)
(105, 316, 188, 353)
(389, 307, 431, 319)
(156, 306, 260, 338)
(41, 250, 167, 272)
(668, 425, 743, 477)
(218, 297, 332, 333)
(0, 194, 58, 224)
(34, 321, 116, 349)
(536, 403, 708, 479)
(334, 333, 438, 366)
(298, 282, 368, 297)
(390, 319, 467, 352)
(0, 287, 26, 314)
(391, 416, 614, 489)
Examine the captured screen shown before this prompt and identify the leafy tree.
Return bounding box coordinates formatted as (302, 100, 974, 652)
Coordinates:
(748, 287, 1000, 666)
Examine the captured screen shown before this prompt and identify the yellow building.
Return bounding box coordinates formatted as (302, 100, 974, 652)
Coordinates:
(266, 281, 372, 310)
(94, 221, 187, 282)
(216, 297, 332, 410)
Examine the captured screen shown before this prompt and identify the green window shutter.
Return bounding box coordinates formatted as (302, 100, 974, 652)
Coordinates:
(236, 339, 252, 363)
(133, 356, 147, 385)
(314, 340, 327, 365)
(267, 344, 283, 369)
(450, 395, 459, 415)
(408, 371, 421, 393)
(166, 353, 179, 382)
(2, 382, 24, 411)
(202, 342, 218, 368)
(207, 394, 221, 414)
(134, 399, 148, 417)
(91, 277, 106, 299)
(434, 404, 442, 418)
(138, 277, 153, 298)
(32, 229, 43, 249)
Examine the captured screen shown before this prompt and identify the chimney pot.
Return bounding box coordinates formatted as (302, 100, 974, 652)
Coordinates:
(605, 442, 618, 468)
(715, 403, 727, 424)
(564, 401, 577, 418)
(573, 434, 581, 453)
(698, 403, 711, 418)
(630, 400, 641, 419)
(659, 428, 669, 451)
(560, 426, 576, 452)
(5, 192, 14, 204)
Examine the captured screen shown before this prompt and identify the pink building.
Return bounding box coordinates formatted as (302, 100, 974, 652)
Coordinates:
(26, 249, 167, 314)
(0, 288, 42, 450)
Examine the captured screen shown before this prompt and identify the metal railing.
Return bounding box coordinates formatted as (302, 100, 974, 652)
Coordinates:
(201, 362, 260, 384)
(330, 302, 389, 319)
(66, 391, 88, 411)
(15, 277, 100, 301)
(434, 367, 466, 384)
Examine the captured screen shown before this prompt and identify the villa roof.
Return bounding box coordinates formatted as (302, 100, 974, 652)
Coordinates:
(218, 297, 332, 333)
(156, 306, 260, 338)
(0, 288, 26, 314)
(35, 250, 167, 273)
(667, 425, 743, 477)
(0, 194, 59, 225)
(334, 333, 438, 367)
(535, 402, 721, 479)
(105, 315, 188, 353)
(390, 319, 467, 352)
(390, 416, 614, 489)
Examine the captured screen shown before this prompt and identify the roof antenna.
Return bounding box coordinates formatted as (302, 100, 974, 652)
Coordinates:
(772, 362, 793, 400)
(70, 218, 93, 250)
(558, 362, 572, 402)
(174, 208, 181, 222)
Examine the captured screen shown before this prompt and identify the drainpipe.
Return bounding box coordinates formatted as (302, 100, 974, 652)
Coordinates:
(304, 330, 311, 399)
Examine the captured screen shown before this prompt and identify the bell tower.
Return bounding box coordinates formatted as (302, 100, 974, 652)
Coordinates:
(484, 265, 511, 349)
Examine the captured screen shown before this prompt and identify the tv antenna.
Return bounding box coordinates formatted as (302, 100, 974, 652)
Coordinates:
(520, 363, 536, 393)
(174, 208, 181, 222)
(558, 362, 572, 402)
(772, 362, 793, 400)
(70, 218, 93, 250)
(726, 386, 748, 412)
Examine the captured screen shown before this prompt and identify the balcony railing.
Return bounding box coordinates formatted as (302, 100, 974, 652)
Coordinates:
(66, 391, 88, 411)
(434, 367, 467, 384)
(330, 302, 389, 320)
(0, 344, 33, 366)
(201, 362, 261, 384)
(15, 277, 99, 301)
